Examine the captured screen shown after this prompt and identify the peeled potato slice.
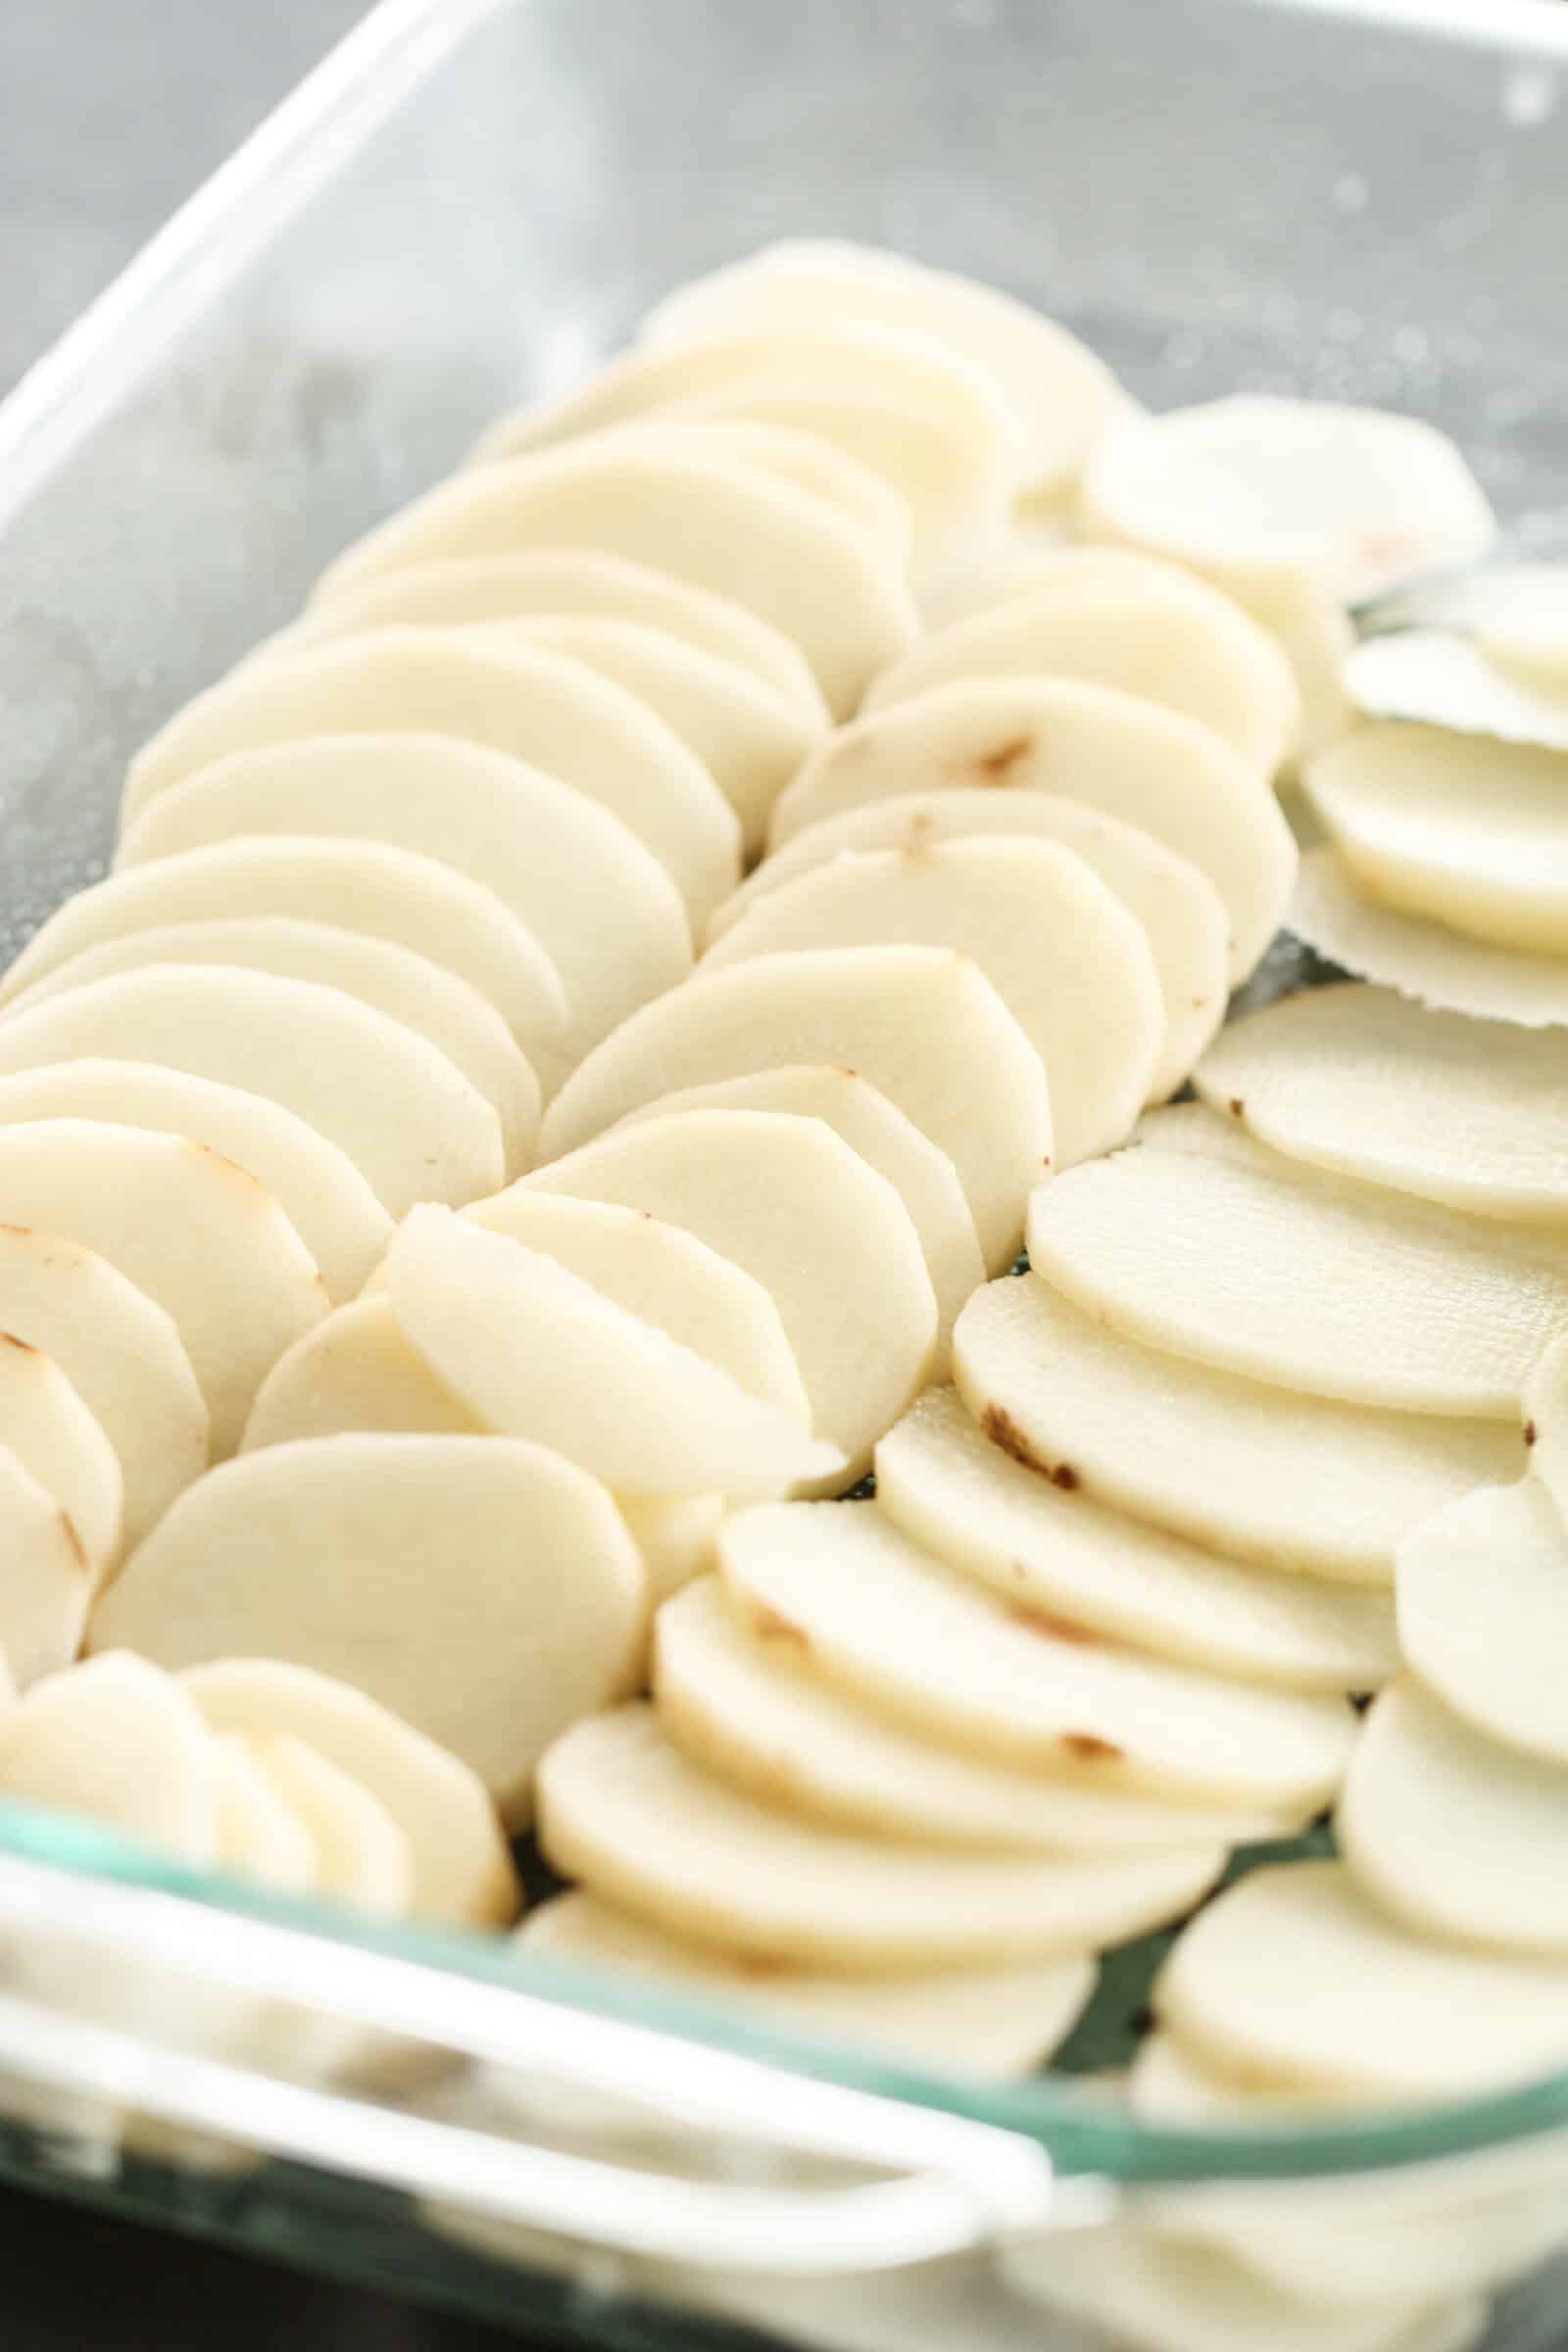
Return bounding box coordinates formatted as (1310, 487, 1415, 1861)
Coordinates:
(539, 1705, 1221, 1971)
(252, 1733, 411, 1918)
(0, 1445, 94, 1687)
(93, 1435, 644, 1828)
(951, 1274, 1523, 1584)
(521, 1890, 1092, 2078)
(662, 417, 914, 563)
(0, 1122, 323, 1457)
(0, 966, 503, 1219)
(702, 838, 1160, 1167)
(1343, 630, 1568, 758)
(1527, 1333, 1568, 1529)
(1396, 1477, 1568, 1768)
(0, 1331, 121, 1589)
(241, 1296, 477, 1452)
(620, 1494, 723, 1612)
(538, 947, 1051, 1274)
(876, 1387, 1396, 1692)
(210, 1735, 316, 1892)
(1027, 1105, 1568, 1418)
(719, 1504, 1354, 1810)
(0, 1652, 216, 1858)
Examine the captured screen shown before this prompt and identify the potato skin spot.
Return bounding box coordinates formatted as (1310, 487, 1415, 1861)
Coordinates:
(971, 733, 1034, 783)
(1525, 1418, 1539, 1447)
(1227, 1096, 1245, 1118)
(751, 1602, 809, 1652)
(1009, 1603, 1101, 1647)
(1062, 1731, 1123, 1763)
(0, 1331, 38, 1354)
(979, 1403, 1080, 1487)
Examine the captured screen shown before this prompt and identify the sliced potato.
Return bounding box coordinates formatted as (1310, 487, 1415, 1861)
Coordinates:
(619, 1494, 723, 1611)
(650, 416, 913, 563)
(209, 1734, 316, 1891)
(1396, 1476, 1568, 1768)
(1528, 1332, 1568, 1528)
(241, 1296, 478, 1452)
(952, 1273, 1524, 1584)
(1482, 610, 1568, 693)
(0, 1444, 95, 1687)
(1343, 629, 1568, 757)
(0, 1651, 216, 1857)
(0, 1331, 121, 1590)
(93, 1435, 644, 1829)
(252, 1732, 411, 1918)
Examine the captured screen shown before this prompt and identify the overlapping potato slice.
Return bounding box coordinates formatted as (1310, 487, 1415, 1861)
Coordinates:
(0, 1122, 323, 1456)
(520, 1890, 1093, 2079)
(0, 1327, 122, 1590)
(701, 838, 1160, 1167)
(1027, 1106, 1568, 1417)
(210, 1734, 316, 1891)
(719, 1504, 1354, 1809)
(0, 1651, 217, 1857)
(254, 1732, 412, 1918)
(0, 967, 504, 1217)
(0, 1446, 95, 1688)
(93, 1434, 644, 1828)
(1343, 630, 1568, 758)
(1396, 1476, 1568, 1767)
(876, 1387, 1396, 1691)
(619, 1494, 724, 1612)
(538, 1705, 1222, 1971)
(658, 417, 913, 563)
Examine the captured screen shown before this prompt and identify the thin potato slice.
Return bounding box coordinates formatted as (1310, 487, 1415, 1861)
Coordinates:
(701, 838, 1159, 1167)
(1396, 1476, 1568, 1767)
(210, 1735, 316, 1891)
(538, 1705, 1222, 1971)
(537, 947, 1052, 1274)
(253, 1733, 412, 1918)
(876, 1386, 1397, 1691)
(665, 417, 913, 563)
(719, 1503, 1355, 1809)
(1344, 629, 1568, 757)
(520, 1890, 1093, 2078)
(241, 1296, 479, 1452)
(0, 1331, 121, 1593)
(1027, 1105, 1568, 1417)
(0, 1122, 323, 1457)
(620, 1494, 723, 1611)
(93, 1435, 644, 1829)
(0, 1652, 217, 1858)
(952, 1274, 1524, 1585)
(0, 1445, 94, 1687)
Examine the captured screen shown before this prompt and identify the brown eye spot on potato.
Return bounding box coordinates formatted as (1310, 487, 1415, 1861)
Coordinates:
(1062, 1731, 1123, 1763)
(1009, 1603, 1101, 1646)
(1227, 1096, 1245, 1118)
(970, 733, 1033, 782)
(1525, 1418, 1539, 1447)
(980, 1403, 1080, 1488)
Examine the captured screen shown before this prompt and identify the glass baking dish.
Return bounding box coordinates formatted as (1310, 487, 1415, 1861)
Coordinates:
(4, 0, 1568, 2342)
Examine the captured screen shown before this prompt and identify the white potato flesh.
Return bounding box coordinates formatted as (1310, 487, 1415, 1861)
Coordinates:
(1305, 722, 1568, 955)
(537, 947, 1052, 1274)
(620, 1494, 724, 1611)
(1528, 1333, 1568, 1527)
(0, 1122, 324, 1458)
(616, 1067, 983, 1378)
(0, 1444, 94, 1687)
(1396, 1476, 1568, 1768)
(655, 1576, 1301, 1854)
(93, 1435, 644, 1829)
(0, 1652, 217, 1858)
(3, 920, 540, 1179)
(252, 1732, 412, 1918)
(701, 838, 1160, 1167)
(121, 631, 740, 930)
(719, 1503, 1355, 1809)
(0, 966, 504, 1219)
(241, 1296, 479, 1452)
(1154, 1859, 1568, 2103)
(308, 442, 920, 721)
(525, 1110, 935, 1487)
(210, 1735, 316, 1891)
(1027, 1105, 1568, 1417)
(951, 1274, 1524, 1583)
(876, 1386, 1397, 1692)
(0, 1224, 208, 1553)
(1346, 630, 1568, 757)
(538, 1704, 1221, 1971)
(0, 1331, 121, 1590)
(1482, 612, 1568, 693)
(0, 1062, 391, 1304)
(769, 677, 1296, 986)
(1195, 983, 1568, 1223)
(1340, 1678, 1568, 1956)
(113, 745, 675, 1095)
(520, 1890, 1092, 2078)
(182, 1657, 518, 1924)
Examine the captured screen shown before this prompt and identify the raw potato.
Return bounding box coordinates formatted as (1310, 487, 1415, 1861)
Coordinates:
(875, 1386, 1397, 1692)
(620, 1494, 724, 1610)
(0, 1122, 324, 1457)
(950, 1274, 1524, 1583)
(1528, 1332, 1568, 1526)
(1026, 1105, 1568, 1417)
(523, 1109, 937, 1486)
(1339, 1678, 1568, 1956)
(0, 966, 504, 1219)
(242, 1296, 480, 1452)
(655, 1577, 1301, 1854)
(1195, 984, 1568, 1223)
(0, 1224, 208, 1552)
(718, 1503, 1355, 1810)
(1345, 630, 1568, 758)
(0, 1652, 216, 1858)
(0, 1061, 391, 1303)
(1396, 1477, 1568, 1768)
(92, 1435, 644, 1830)
(210, 1735, 316, 1892)
(1305, 722, 1568, 955)
(254, 1733, 412, 1918)
(538, 1705, 1223, 1971)
(120, 630, 741, 929)
(0, 1330, 122, 1588)
(520, 1891, 1094, 2079)
(1482, 610, 1568, 692)
(307, 440, 920, 721)
(768, 677, 1297, 984)
(537, 946, 1053, 1274)
(0, 1445, 95, 1687)
(701, 837, 1161, 1168)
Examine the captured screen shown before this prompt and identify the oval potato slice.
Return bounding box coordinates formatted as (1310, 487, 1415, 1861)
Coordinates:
(1396, 1476, 1568, 1768)
(0, 1651, 217, 1857)
(0, 1331, 122, 1589)
(254, 1732, 412, 1919)
(0, 1444, 95, 1687)
(93, 1435, 644, 1829)
(1343, 629, 1568, 757)
(620, 1494, 723, 1612)
(211, 1733, 316, 1891)
(647, 416, 913, 564)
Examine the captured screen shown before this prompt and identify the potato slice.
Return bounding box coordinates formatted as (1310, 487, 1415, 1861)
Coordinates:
(211, 1735, 316, 1891)
(251, 1733, 411, 1918)
(308, 442, 919, 721)
(121, 630, 739, 929)
(1027, 1105, 1568, 1417)
(719, 1504, 1354, 1809)
(1396, 1476, 1568, 1768)
(0, 967, 504, 1218)
(1195, 983, 1568, 1223)
(701, 837, 1159, 1167)
(520, 1890, 1092, 2078)
(0, 1445, 94, 1687)
(0, 1224, 207, 1552)
(182, 1657, 517, 1924)
(538, 947, 1051, 1274)
(0, 1651, 216, 1857)
(93, 1435, 644, 1828)
(876, 1386, 1396, 1692)
(0, 1331, 121, 1590)
(538, 1705, 1221, 1971)
(1343, 630, 1568, 757)
(620, 1494, 723, 1611)
(1527, 1332, 1568, 1528)
(952, 1273, 1524, 1585)
(524, 1109, 936, 1486)
(657, 417, 913, 563)
(768, 677, 1297, 985)
(0, 1122, 323, 1457)
(655, 1576, 1299, 1854)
